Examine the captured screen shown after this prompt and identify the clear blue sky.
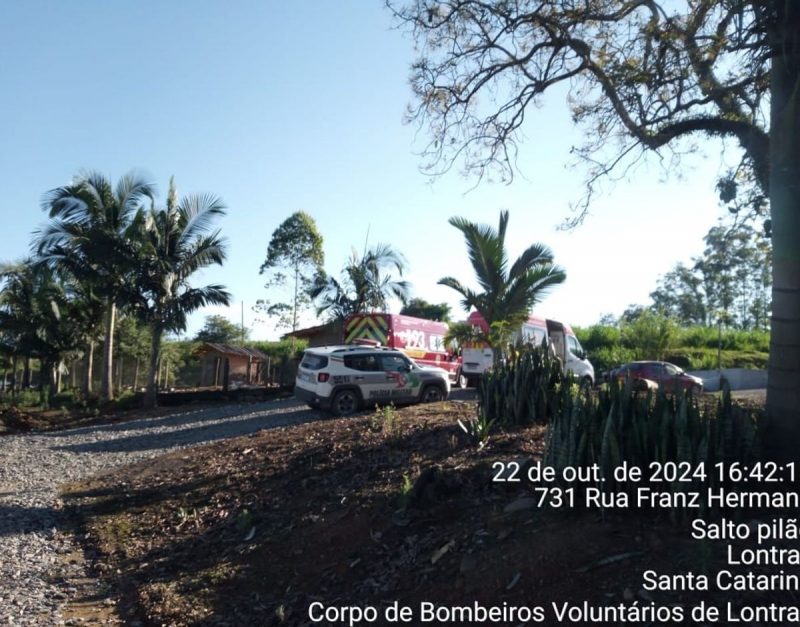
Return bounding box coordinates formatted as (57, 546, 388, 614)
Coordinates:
(0, 1, 738, 340)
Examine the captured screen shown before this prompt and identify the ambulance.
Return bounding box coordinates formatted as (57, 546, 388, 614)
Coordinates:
(342, 313, 467, 388)
(461, 311, 594, 387)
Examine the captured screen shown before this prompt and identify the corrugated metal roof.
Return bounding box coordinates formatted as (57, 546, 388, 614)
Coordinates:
(194, 343, 268, 360)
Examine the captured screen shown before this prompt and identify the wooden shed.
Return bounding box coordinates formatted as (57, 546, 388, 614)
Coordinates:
(194, 343, 268, 388)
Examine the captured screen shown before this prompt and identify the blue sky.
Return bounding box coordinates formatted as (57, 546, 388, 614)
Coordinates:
(0, 1, 737, 340)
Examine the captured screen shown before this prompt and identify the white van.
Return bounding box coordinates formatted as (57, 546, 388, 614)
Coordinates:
(460, 311, 594, 386)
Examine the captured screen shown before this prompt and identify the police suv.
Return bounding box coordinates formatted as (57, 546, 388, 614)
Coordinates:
(295, 345, 451, 416)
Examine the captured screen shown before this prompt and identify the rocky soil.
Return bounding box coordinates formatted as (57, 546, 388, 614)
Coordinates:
(0, 397, 325, 625)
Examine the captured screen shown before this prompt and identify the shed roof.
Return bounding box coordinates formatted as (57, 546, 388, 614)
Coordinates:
(194, 343, 268, 360)
(283, 321, 339, 339)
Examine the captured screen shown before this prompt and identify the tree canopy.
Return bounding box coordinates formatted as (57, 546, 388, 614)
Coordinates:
(132, 179, 231, 408)
(400, 297, 452, 321)
(258, 211, 324, 333)
(392, 0, 772, 226)
(37, 170, 156, 400)
(394, 0, 800, 458)
(651, 222, 771, 329)
(440, 210, 565, 352)
(195, 314, 248, 344)
(310, 244, 411, 320)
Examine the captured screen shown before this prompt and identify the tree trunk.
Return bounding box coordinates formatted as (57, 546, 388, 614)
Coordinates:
(766, 4, 800, 461)
(11, 354, 17, 397)
(117, 352, 124, 395)
(133, 358, 140, 391)
(144, 326, 164, 409)
(22, 357, 30, 389)
(84, 340, 95, 397)
(101, 299, 116, 401)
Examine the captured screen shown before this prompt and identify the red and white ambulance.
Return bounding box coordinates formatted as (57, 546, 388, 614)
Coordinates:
(343, 313, 467, 388)
(461, 311, 594, 386)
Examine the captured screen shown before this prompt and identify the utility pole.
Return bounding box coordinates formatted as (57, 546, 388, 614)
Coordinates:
(241, 301, 245, 345)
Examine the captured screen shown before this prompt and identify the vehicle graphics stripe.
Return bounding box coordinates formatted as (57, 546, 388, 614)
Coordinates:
(345, 315, 389, 344)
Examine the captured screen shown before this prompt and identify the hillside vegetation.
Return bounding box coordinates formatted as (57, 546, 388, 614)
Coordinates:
(574, 320, 769, 373)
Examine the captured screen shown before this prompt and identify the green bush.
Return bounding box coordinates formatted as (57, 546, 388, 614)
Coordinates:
(620, 311, 678, 360)
(574, 325, 621, 352)
(664, 349, 768, 370)
(1, 389, 41, 408)
(250, 338, 308, 360)
(574, 322, 768, 372)
(677, 326, 769, 352)
(478, 344, 565, 426)
(585, 346, 637, 374)
(544, 381, 762, 516)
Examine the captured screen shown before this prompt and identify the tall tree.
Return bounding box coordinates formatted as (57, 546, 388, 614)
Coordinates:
(131, 179, 231, 408)
(37, 170, 155, 401)
(651, 222, 772, 330)
(650, 263, 708, 327)
(393, 0, 800, 456)
(310, 244, 411, 320)
(194, 314, 249, 344)
(258, 212, 324, 333)
(0, 261, 83, 400)
(439, 210, 566, 355)
(400, 297, 452, 321)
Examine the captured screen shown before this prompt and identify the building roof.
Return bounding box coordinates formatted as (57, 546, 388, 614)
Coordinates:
(283, 321, 339, 339)
(194, 343, 268, 360)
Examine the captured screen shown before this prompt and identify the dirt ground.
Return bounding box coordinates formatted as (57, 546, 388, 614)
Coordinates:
(59, 395, 790, 627)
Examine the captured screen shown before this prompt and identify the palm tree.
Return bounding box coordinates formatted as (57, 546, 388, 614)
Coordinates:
(310, 243, 411, 319)
(439, 210, 566, 356)
(0, 261, 84, 401)
(131, 179, 230, 408)
(37, 170, 155, 401)
(0, 261, 38, 394)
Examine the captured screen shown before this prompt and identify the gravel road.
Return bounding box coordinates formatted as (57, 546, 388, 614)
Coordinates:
(0, 397, 326, 626)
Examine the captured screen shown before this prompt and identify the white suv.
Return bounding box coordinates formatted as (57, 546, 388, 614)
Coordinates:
(295, 345, 451, 416)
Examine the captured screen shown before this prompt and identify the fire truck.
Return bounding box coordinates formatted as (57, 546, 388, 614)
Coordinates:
(343, 313, 467, 388)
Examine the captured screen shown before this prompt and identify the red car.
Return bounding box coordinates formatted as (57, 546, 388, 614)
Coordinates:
(609, 361, 703, 394)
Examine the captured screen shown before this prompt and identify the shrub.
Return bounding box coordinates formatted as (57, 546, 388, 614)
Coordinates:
(477, 344, 565, 426)
(586, 346, 637, 375)
(620, 311, 678, 360)
(663, 349, 768, 371)
(544, 381, 762, 517)
(574, 325, 621, 352)
(677, 326, 769, 352)
(458, 411, 495, 448)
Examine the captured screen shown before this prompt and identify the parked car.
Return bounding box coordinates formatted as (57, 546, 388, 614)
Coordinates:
(294, 345, 451, 416)
(608, 361, 703, 394)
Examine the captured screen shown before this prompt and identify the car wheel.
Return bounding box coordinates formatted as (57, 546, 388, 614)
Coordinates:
(421, 385, 444, 403)
(331, 389, 360, 416)
(456, 372, 468, 389)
